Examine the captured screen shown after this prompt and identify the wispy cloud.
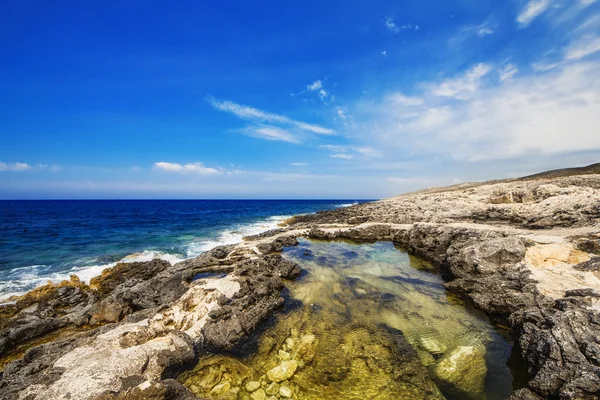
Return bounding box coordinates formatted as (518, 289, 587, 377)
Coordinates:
(565, 35, 600, 60)
(320, 145, 382, 159)
(477, 26, 494, 36)
(246, 126, 301, 143)
(517, 0, 551, 26)
(498, 64, 519, 81)
(208, 97, 335, 143)
(388, 93, 424, 106)
(330, 153, 354, 159)
(385, 16, 400, 33)
(385, 17, 420, 34)
(0, 162, 60, 172)
(307, 80, 323, 91)
(430, 63, 491, 99)
(290, 162, 308, 167)
(154, 162, 222, 174)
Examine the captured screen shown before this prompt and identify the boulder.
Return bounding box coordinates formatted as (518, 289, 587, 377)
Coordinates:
(433, 345, 487, 399)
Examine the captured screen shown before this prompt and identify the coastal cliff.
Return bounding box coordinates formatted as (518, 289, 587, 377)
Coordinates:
(1, 164, 599, 400)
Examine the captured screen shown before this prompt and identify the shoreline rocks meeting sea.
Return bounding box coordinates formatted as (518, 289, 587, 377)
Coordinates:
(1, 163, 600, 400)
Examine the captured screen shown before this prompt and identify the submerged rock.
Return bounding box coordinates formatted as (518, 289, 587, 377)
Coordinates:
(433, 345, 488, 399)
(267, 360, 298, 382)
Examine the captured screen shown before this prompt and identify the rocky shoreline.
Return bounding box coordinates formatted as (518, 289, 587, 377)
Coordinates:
(1, 166, 599, 399)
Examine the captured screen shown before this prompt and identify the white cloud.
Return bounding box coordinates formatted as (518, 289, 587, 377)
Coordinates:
(355, 60, 600, 161)
(12, 163, 32, 171)
(248, 126, 301, 143)
(291, 162, 308, 167)
(430, 63, 492, 99)
(381, 50, 387, 56)
(517, 0, 551, 26)
(320, 145, 382, 158)
(499, 64, 519, 81)
(388, 93, 424, 106)
(154, 162, 222, 174)
(209, 98, 335, 139)
(318, 89, 327, 99)
(385, 17, 400, 33)
(307, 80, 323, 91)
(330, 153, 354, 159)
(580, 0, 598, 6)
(565, 35, 600, 60)
(477, 26, 494, 36)
(0, 162, 60, 172)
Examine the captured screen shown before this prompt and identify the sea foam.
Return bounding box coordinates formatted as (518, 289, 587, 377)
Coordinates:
(0, 215, 291, 301)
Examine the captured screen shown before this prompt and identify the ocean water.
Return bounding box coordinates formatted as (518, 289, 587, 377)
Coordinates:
(0, 200, 361, 300)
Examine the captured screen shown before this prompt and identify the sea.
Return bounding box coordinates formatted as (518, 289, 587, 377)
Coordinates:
(0, 200, 364, 300)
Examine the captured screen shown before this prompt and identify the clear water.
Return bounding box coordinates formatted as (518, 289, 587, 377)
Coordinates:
(0, 200, 361, 299)
(180, 239, 516, 400)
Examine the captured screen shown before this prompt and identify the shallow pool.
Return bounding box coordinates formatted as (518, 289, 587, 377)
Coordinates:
(179, 239, 519, 399)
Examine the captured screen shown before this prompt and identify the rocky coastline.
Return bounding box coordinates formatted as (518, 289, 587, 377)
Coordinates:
(1, 165, 599, 399)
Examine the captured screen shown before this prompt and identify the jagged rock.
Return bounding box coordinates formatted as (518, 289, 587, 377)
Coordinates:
(93, 379, 197, 400)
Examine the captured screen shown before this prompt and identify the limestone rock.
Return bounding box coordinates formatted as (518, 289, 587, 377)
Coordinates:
(434, 345, 487, 399)
(279, 384, 293, 398)
(250, 388, 266, 400)
(266, 360, 298, 383)
(245, 380, 261, 392)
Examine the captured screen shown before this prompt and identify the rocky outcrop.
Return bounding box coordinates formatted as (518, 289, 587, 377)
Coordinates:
(0, 242, 303, 400)
(510, 294, 600, 399)
(1, 170, 600, 399)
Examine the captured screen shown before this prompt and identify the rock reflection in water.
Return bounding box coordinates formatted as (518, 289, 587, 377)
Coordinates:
(179, 239, 514, 400)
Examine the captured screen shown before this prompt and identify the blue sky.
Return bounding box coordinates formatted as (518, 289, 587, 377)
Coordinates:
(1, 0, 599, 199)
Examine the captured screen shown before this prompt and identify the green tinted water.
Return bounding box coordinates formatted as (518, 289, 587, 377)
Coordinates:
(179, 239, 517, 399)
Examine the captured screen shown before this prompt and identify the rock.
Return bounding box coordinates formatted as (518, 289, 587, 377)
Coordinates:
(265, 382, 279, 395)
(509, 388, 544, 400)
(511, 295, 600, 399)
(433, 345, 487, 399)
(419, 336, 447, 355)
(245, 380, 261, 392)
(250, 388, 266, 400)
(210, 381, 231, 395)
(279, 384, 293, 398)
(490, 192, 514, 204)
(574, 256, 600, 272)
(266, 360, 298, 383)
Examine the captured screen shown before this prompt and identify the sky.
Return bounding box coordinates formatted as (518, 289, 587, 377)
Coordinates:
(1, 0, 599, 199)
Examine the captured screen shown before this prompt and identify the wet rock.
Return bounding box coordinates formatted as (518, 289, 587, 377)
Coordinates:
(433, 345, 487, 399)
(279, 384, 293, 398)
(250, 388, 267, 400)
(210, 381, 231, 395)
(419, 336, 447, 355)
(245, 380, 261, 392)
(265, 382, 279, 395)
(267, 360, 298, 382)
